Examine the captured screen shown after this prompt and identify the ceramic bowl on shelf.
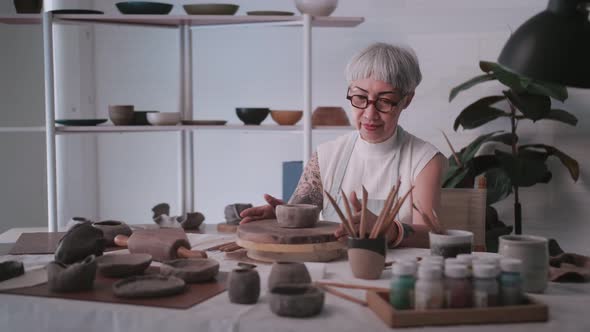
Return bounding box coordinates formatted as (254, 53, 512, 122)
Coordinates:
(13, 0, 42, 13)
(183, 4, 239, 15)
(132, 111, 158, 125)
(109, 105, 134, 126)
(236, 108, 270, 125)
(246, 11, 294, 16)
(55, 119, 107, 126)
(147, 112, 181, 126)
(312, 106, 349, 126)
(294, 0, 338, 16)
(116, 1, 173, 15)
(270, 110, 303, 125)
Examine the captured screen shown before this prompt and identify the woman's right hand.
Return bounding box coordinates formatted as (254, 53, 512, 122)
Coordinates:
(239, 194, 284, 224)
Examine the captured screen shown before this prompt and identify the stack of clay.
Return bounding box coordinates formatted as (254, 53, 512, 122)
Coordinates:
(152, 203, 205, 230)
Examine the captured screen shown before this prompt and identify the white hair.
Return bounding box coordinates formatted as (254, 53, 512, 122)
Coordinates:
(345, 43, 422, 94)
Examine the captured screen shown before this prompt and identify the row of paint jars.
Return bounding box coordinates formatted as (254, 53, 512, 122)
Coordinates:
(390, 254, 524, 310)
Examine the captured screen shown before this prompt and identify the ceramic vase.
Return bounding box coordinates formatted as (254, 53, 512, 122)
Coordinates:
(499, 235, 549, 293)
(228, 268, 260, 304)
(347, 237, 386, 280)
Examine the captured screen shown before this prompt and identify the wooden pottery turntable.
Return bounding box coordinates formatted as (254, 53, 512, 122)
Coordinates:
(236, 219, 345, 262)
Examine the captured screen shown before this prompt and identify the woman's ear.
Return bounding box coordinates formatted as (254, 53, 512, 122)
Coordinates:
(402, 92, 415, 109)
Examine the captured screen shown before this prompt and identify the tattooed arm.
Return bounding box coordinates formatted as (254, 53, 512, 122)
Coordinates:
(289, 152, 324, 210)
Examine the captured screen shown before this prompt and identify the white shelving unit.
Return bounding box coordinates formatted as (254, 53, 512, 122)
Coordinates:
(0, 12, 363, 232)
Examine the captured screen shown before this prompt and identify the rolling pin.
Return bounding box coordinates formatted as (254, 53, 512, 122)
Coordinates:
(114, 228, 207, 261)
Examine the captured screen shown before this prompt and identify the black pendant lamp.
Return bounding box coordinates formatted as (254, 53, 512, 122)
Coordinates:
(498, 0, 590, 88)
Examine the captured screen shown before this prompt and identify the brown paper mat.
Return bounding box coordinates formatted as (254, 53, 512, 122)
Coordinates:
(0, 267, 227, 309)
(9, 232, 123, 255)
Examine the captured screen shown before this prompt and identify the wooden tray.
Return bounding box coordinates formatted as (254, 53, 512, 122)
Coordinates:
(366, 290, 548, 328)
(0, 267, 227, 309)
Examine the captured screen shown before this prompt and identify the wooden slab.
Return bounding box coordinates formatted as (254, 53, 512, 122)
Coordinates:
(366, 291, 548, 328)
(0, 267, 227, 309)
(245, 248, 345, 263)
(8, 232, 120, 255)
(237, 219, 339, 244)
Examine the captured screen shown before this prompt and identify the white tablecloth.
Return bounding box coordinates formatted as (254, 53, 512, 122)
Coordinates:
(1, 229, 589, 332)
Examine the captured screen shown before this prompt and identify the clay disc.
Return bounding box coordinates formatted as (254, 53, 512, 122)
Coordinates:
(96, 253, 152, 278)
(160, 258, 220, 283)
(237, 219, 340, 244)
(113, 275, 186, 298)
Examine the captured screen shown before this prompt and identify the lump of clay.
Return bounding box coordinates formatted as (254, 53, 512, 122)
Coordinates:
(152, 203, 170, 219)
(66, 216, 92, 231)
(176, 212, 205, 230)
(113, 275, 186, 298)
(224, 203, 253, 225)
(0, 261, 25, 282)
(160, 258, 219, 283)
(55, 223, 105, 264)
(154, 214, 181, 228)
(47, 255, 97, 292)
(92, 220, 132, 246)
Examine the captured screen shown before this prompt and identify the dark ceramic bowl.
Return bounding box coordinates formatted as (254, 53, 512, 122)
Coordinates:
(116, 1, 173, 15)
(13, 0, 42, 13)
(269, 285, 324, 318)
(236, 108, 270, 125)
(183, 4, 239, 15)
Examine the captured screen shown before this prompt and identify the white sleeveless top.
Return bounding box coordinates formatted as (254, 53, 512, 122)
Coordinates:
(317, 126, 440, 224)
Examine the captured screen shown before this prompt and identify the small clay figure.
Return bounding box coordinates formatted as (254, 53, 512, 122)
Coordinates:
(47, 255, 97, 292)
(152, 203, 170, 219)
(55, 223, 105, 264)
(0, 261, 25, 282)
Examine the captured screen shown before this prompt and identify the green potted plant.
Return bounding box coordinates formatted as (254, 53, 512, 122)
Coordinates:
(443, 61, 579, 244)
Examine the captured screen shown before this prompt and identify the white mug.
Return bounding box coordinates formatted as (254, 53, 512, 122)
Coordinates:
(499, 235, 549, 293)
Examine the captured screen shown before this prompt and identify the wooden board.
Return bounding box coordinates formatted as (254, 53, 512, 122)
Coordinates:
(237, 219, 339, 244)
(8, 232, 120, 255)
(245, 248, 345, 263)
(366, 291, 548, 328)
(0, 267, 227, 310)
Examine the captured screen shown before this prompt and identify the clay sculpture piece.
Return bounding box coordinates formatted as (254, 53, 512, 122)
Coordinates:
(228, 268, 260, 304)
(113, 275, 186, 298)
(55, 223, 105, 264)
(224, 203, 253, 225)
(96, 253, 152, 278)
(268, 261, 311, 291)
(275, 204, 320, 228)
(92, 220, 132, 246)
(152, 202, 204, 230)
(269, 284, 325, 318)
(47, 255, 97, 292)
(0, 261, 25, 282)
(177, 212, 205, 230)
(160, 258, 219, 283)
(347, 237, 386, 280)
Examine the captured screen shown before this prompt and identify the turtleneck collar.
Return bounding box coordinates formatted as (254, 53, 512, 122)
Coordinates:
(356, 127, 399, 156)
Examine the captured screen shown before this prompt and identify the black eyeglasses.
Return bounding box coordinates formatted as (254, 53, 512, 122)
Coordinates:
(346, 90, 406, 114)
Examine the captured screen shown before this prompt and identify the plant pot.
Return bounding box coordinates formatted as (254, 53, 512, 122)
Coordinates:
(268, 261, 311, 291)
(14, 0, 43, 14)
(429, 230, 473, 258)
(269, 284, 324, 317)
(228, 268, 260, 304)
(347, 237, 386, 280)
(275, 204, 320, 228)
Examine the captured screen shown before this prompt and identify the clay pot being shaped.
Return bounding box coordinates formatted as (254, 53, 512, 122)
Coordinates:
(312, 106, 350, 127)
(268, 261, 312, 291)
(176, 212, 205, 230)
(228, 268, 260, 304)
(429, 229, 473, 258)
(347, 237, 386, 280)
(294, 0, 338, 16)
(96, 253, 152, 278)
(160, 258, 220, 283)
(14, 0, 43, 13)
(108, 105, 134, 126)
(275, 204, 320, 228)
(92, 220, 132, 246)
(55, 223, 105, 264)
(269, 284, 325, 318)
(47, 255, 97, 292)
(224, 203, 253, 225)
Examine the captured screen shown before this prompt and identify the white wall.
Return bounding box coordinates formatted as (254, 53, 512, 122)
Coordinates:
(2, 0, 589, 254)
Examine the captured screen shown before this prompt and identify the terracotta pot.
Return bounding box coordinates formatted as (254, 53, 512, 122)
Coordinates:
(92, 220, 132, 246)
(268, 261, 312, 291)
(224, 203, 253, 225)
(312, 106, 350, 126)
(275, 204, 320, 228)
(14, 0, 42, 13)
(429, 229, 473, 258)
(270, 110, 303, 126)
(228, 268, 260, 304)
(47, 255, 97, 292)
(269, 284, 324, 317)
(347, 237, 386, 280)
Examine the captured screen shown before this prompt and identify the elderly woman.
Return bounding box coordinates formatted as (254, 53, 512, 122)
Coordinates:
(240, 42, 446, 248)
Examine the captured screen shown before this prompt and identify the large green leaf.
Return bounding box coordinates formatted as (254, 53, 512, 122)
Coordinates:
(495, 150, 552, 187)
(471, 155, 501, 175)
(479, 61, 525, 92)
(456, 131, 502, 165)
(453, 96, 507, 130)
(520, 144, 579, 181)
(443, 166, 471, 188)
(449, 74, 495, 102)
(539, 109, 578, 126)
(484, 168, 512, 205)
(488, 132, 518, 145)
(504, 90, 551, 121)
(524, 80, 568, 102)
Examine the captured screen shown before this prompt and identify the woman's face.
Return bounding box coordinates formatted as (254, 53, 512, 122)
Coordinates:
(349, 78, 413, 143)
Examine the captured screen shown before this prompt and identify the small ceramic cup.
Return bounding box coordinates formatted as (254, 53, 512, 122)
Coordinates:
(228, 268, 260, 304)
(499, 235, 549, 293)
(275, 204, 320, 228)
(269, 284, 325, 318)
(268, 261, 311, 291)
(347, 237, 386, 280)
(429, 230, 473, 258)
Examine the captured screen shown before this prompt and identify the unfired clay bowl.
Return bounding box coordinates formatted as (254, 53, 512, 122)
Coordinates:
(92, 220, 132, 246)
(429, 230, 473, 258)
(269, 284, 325, 318)
(160, 258, 219, 283)
(96, 253, 152, 278)
(275, 204, 320, 228)
(113, 275, 186, 298)
(55, 223, 105, 264)
(347, 237, 386, 280)
(147, 112, 181, 126)
(47, 255, 97, 292)
(268, 261, 311, 290)
(228, 268, 260, 304)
